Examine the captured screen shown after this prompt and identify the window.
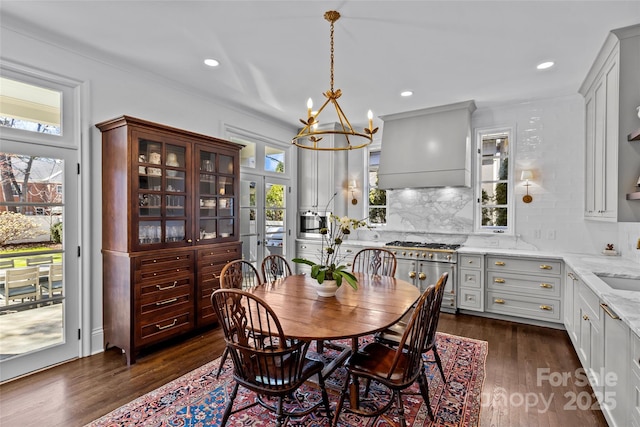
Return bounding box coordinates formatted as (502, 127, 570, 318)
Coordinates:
(368, 150, 386, 225)
(0, 77, 62, 135)
(476, 128, 514, 233)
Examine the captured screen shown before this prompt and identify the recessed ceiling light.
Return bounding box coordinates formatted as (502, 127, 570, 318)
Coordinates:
(401, 91, 413, 97)
(204, 58, 220, 67)
(536, 61, 554, 70)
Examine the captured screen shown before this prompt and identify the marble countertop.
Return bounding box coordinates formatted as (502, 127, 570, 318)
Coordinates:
(459, 246, 640, 338)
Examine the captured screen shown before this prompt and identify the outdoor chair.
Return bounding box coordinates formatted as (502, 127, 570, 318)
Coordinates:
(0, 267, 41, 306)
(26, 256, 54, 266)
(211, 288, 332, 426)
(333, 284, 438, 426)
(0, 259, 15, 269)
(42, 263, 63, 297)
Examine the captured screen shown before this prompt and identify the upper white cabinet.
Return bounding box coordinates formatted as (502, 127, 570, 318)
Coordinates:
(580, 24, 640, 222)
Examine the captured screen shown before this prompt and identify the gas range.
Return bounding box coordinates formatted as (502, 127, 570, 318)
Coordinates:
(385, 241, 461, 263)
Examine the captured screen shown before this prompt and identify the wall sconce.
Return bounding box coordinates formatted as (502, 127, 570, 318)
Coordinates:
(348, 180, 358, 205)
(521, 170, 533, 203)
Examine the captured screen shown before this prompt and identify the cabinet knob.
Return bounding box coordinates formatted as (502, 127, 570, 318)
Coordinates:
(539, 264, 552, 270)
(539, 305, 552, 311)
(583, 314, 589, 321)
(494, 261, 505, 266)
(418, 272, 426, 280)
(187, 239, 192, 243)
(539, 283, 553, 289)
(494, 299, 505, 304)
(409, 271, 416, 279)
(468, 260, 473, 264)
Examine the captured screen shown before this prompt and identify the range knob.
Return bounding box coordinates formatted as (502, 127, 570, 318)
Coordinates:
(428, 253, 434, 259)
(408, 252, 413, 257)
(446, 254, 452, 261)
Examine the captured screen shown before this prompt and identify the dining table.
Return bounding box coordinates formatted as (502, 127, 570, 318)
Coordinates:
(246, 272, 421, 405)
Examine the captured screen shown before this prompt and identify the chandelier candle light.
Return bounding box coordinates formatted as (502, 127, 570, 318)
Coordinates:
(292, 10, 378, 151)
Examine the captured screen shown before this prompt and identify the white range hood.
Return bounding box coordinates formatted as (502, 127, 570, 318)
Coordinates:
(377, 100, 476, 189)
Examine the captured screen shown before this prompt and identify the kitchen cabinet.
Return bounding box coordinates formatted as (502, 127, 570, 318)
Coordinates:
(297, 124, 348, 214)
(485, 256, 563, 323)
(574, 279, 604, 395)
(631, 331, 640, 426)
(294, 240, 322, 275)
(97, 116, 242, 364)
(458, 254, 484, 311)
(580, 24, 640, 222)
(564, 267, 579, 345)
(601, 301, 629, 427)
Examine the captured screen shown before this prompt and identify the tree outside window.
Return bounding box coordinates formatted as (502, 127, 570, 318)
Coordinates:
(368, 151, 386, 225)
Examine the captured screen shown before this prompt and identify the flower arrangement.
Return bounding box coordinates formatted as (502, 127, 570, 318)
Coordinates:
(293, 214, 368, 290)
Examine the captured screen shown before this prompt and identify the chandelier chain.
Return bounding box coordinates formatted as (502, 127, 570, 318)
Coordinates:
(330, 18, 335, 92)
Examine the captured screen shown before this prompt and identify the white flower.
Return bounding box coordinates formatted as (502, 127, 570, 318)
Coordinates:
(339, 216, 351, 228)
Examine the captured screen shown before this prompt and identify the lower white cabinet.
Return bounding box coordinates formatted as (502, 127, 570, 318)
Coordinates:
(458, 254, 484, 311)
(601, 302, 629, 426)
(564, 267, 579, 345)
(630, 331, 640, 426)
(574, 279, 604, 394)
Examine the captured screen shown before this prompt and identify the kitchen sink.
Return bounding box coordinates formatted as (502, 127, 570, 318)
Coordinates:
(595, 274, 640, 292)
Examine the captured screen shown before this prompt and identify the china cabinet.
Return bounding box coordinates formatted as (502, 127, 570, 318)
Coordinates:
(97, 116, 242, 364)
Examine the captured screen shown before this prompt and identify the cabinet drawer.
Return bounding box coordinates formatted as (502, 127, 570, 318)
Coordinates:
(487, 256, 561, 275)
(198, 243, 242, 265)
(487, 271, 560, 298)
(139, 311, 193, 345)
(136, 253, 193, 272)
(486, 291, 561, 322)
(139, 292, 192, 317)
(459, 254, 483, 268)
(459, 269, 482, 289)
(458, 288, 482, 310)
(138, 277, 191, 299)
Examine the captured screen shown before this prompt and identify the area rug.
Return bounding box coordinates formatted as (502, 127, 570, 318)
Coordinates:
(86, 332, 487, 427)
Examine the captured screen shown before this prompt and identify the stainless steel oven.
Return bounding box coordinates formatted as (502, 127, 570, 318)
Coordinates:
(299, 211, 331, 239)
(385, 241, 459, 313)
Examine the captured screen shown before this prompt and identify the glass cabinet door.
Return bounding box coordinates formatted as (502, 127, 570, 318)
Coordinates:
(136, 137, 189, 248)
(196, 148, 235, 243)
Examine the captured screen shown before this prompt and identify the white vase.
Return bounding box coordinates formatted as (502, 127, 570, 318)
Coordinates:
(316, 279, 339, 297)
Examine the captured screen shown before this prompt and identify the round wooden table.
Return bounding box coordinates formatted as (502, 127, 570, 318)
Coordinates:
(248, 272, 420, 343)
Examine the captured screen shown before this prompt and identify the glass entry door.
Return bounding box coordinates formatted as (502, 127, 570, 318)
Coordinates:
(0, 145, 79, 382)
(240, 174, 288, 269)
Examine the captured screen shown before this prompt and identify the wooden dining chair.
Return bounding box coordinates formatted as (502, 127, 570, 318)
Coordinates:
(333, 283, 438, 426)
(0, 267, 41, 306)
(261, 254, 292, 284)
(375, 272, 449, 382)
(216, 259, 263, 378)
(351, 248, 397, 277)
(211, 288, 332, 426)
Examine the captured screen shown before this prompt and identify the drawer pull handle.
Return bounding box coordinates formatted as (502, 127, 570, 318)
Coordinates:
(599, 303, 620, 320)
(539, 305, 552, 311)
(156, 298, 178, 306)
(213, 273, 220, 279)
(567, 272, 576, 280)
(494, 261, 505, 266)
(156, 281, 177, 291)
(583, 314, 589, 321)
(494, 278, 505, 283)
(156, 319, 177, 330)
(494, 298, 505, 304)
(468, 260, 474, 264)
(345, 249, 352, 253)
(539, 283, 553, 289)
(540, 264, 552, 270)
(418, 272, 426, 280)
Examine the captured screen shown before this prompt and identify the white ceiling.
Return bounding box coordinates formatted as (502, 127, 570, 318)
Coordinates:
(1, 1, 639, 130)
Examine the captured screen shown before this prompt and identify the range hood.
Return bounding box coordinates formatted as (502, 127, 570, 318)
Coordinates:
(377, 100, 476, 189)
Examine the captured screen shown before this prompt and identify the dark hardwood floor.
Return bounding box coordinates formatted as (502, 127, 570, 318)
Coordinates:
(0, 313, 607, 426)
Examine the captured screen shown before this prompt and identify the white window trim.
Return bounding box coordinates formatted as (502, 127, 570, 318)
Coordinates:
(367, 148, 387, 226)
(474, 125, 515, 235)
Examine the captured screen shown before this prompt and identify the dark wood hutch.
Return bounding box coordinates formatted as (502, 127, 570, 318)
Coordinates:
(96, 116, 242, 364)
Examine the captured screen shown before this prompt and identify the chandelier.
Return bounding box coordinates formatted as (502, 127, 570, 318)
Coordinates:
(292, 10, 378, 151)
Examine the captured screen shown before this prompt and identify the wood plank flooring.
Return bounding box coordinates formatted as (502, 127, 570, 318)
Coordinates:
(0, 313, 608, 426)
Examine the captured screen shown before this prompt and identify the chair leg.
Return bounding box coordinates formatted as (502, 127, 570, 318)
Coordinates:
(275, 396, 285, 427)
(432, 348, 446, 383)
(216, 347, 229, 379)
(332, 371, 351, 426)
(395, 391, 407, 427)
(221, 382, 239, 426)
(317, 372, 333, 421)
(417, 371, 434, 420)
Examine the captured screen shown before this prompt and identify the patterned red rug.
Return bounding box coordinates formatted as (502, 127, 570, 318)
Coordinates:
(86, 332, 487, 426)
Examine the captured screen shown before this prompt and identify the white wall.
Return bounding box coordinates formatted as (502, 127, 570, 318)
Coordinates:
(1, 25, 297, 355)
